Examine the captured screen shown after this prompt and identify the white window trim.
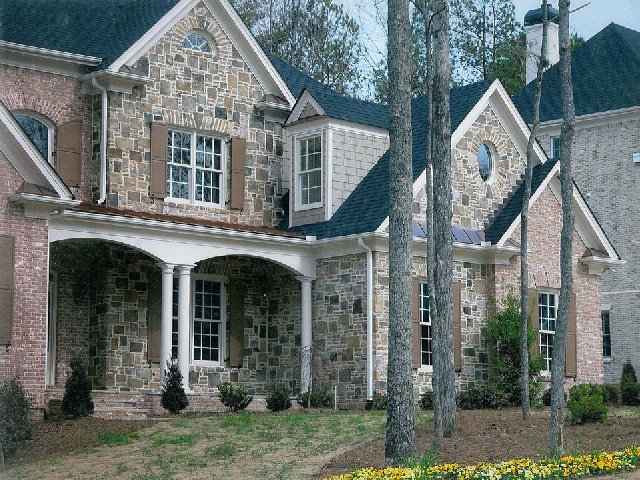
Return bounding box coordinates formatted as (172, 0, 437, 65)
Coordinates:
(166, 128, 226, 208)
(294, 132, 324, 211)
(538, 290, 558, 375)
(13, 110, 55, 166)
(418, 281, 433, 373)
(182, 31, 213, 54)
(550, 136, 560, 159)
(190, 273, 226, 368)
(601, 309, 612, 362)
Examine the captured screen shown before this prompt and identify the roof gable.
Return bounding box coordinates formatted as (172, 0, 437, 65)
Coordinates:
(513, 23, 640, 123)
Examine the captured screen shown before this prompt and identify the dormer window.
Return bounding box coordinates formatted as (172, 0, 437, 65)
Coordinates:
(14, 112, 54, 165)
(477, 143, 494, 183)
(182, 32, 212, 53)
(297, 135, 322, 208)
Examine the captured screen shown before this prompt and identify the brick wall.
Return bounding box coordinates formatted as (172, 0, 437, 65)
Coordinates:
(0, 152, 50, 408)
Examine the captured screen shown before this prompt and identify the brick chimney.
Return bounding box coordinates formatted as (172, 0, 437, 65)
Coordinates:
(524, 2, 560, 84)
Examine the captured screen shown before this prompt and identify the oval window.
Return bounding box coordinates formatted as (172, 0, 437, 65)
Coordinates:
(477, 144, 493, 182)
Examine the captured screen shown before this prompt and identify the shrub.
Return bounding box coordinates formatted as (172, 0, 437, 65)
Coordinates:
(457, 387, 506, 410)
(621, 361, 637, 386)
(602, 384, 620, 405)
(542, 388, 568, 407)
(365, 391, 388, 411)
(298, 388, 333, 409)
(567, 384, 608, 424)
(160, 358, 189, 414)
(217, 382, 252, 412)
(486, 294, 542, 407)
(61, 358, 94, 419)
(0, 380, 32, 458)
(419, 391, 434, 410)
(266, 387, 292, 412)
(621, 383, 640, 406)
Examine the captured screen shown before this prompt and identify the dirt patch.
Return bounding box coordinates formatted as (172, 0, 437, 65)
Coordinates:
(7, 417, 157, 468)
(319, 408, 640, 479)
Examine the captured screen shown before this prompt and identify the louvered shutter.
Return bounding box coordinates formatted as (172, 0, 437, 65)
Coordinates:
(229, 288, 245, 367)
(147, 270, 161, 363)
(529, 288, 539, 357)
(565, 294, 578, 378)
(412, 278, 421, 368)
(56, 121, 83, 187)
(230, 137, 246, 210)
(0, 236, 14, 345)
(453, 282, 462, 371)
(150, 123, 168, 198)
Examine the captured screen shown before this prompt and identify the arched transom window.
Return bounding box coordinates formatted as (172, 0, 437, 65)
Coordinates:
(14, 113, 54, 164)
(182, 32, 212, 53)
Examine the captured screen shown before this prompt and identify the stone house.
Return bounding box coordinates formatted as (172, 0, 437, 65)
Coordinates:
(0, 0, 619, 415)
(514, 3, 640, 383)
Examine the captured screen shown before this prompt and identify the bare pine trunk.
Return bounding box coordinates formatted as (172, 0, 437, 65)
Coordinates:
(520, 0, 549, 422)
(550, 0, 575, 454)
(384, 0, 415, 466)
(431, 0, 456, 438)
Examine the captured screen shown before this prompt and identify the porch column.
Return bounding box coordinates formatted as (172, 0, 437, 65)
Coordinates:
(300, 276, 313, 393)
(177, 264, 195, 392)
(159, 263, 175, 383)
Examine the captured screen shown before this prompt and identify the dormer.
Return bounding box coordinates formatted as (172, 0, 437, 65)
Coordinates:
(283, 90, 389, 227)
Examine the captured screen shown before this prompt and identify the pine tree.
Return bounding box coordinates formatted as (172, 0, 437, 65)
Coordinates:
(61, 358, 94, 419)
(161, 358, 189, 414)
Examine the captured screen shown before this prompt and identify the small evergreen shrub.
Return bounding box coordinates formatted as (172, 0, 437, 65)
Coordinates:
(602, 384, 620, 405)
(0, 380, 32, 458)
(217, 382, 252, 412)
(621, 383, 640, 406)
(266, 387, 292, 412)
(160, 358, 189, 414)
(621, 361, 638, 385)
(567, 384, 608, 424)
(457, 387, 506, 410)
(61, 358, 94, 419)
(298, 388, 333, 409)
(542, 388, 568, 407)
(365, 391, 388, 411)
(420, 391, 434, 410)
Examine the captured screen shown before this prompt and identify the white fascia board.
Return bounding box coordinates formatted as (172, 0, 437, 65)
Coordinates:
(287, 91, 326, 125)
(0, 102, 73, 199)
(286, 116, 388, 138)
(495, 160, 560, 247)
(579, 256, 625, 276)
(538, 106, 640, 130)
(108, 0, 295, 106)
(81, 71, 152, 94)
(0, 41, 102, 65)
(0, 40, 102, 77)
(8, 194, 80, 219)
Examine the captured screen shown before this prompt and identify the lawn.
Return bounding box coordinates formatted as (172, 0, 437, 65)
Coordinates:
(3, 407, 639, 480)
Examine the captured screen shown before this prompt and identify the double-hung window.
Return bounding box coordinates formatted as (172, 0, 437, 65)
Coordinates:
(167, 129, 224, 205)
(602, 310, 611, 359)
(420, 282, 432, 368)
(297, 135, 322, 207)
(539, 292, 557, 372)
(551, 136, 560, 160)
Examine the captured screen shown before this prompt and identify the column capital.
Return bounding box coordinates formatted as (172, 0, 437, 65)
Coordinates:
(177, 264, 196, 274)
(158, 262, 176, 274)
(298, 276, 315, 285)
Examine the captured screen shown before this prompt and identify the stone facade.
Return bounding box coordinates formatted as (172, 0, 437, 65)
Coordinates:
(105, 2, 286, 228)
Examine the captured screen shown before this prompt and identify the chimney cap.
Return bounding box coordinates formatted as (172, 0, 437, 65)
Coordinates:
(524, 3, 560, 26)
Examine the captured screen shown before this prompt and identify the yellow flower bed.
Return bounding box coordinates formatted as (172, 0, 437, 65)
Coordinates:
(324, 446, 640, 480)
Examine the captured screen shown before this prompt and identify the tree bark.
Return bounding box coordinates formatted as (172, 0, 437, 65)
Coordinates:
(384, 0, 416, 466)
(550, 0, 575, 454)
(431, 0, 456, 438)
(520, 0, 548, 422)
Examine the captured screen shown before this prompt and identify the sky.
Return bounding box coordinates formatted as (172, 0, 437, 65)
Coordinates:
(337, 0, 640, 92)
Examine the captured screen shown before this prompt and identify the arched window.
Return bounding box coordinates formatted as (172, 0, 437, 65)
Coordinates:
(14, 113, 54, 165)
(182, 32, 212, 53)
(477, 143, 494, 182)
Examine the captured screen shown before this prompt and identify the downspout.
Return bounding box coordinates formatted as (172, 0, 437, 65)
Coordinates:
(358, 238, 374, 400)
(92, 78, 108, 204)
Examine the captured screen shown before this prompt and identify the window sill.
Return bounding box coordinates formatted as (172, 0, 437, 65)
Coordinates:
(604, 357, 612, 364)
(191, 360, 223, 368)
(165, 197, 224, 209)
(295, 201, 323, 212)
(417, 366, 433, 373)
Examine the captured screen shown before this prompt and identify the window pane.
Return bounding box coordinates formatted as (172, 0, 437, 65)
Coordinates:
(15, 114, 49, 159)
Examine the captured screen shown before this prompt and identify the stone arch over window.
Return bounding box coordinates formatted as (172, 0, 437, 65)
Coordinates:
(182, 31, 215, 54)
(13, 110, 55, 165)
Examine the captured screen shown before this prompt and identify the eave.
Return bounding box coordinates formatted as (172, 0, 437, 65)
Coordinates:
(9, 193, 80, 219)
(81, 71, 152, 94)
(0, 40, 102, 77)
(579, 256, 625, 276)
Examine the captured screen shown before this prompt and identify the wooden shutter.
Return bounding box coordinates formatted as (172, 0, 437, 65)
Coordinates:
(147, 270, 161, 363)
(528, 288, 539, 357)
(230, 137, 246, 210)
(565, 293, 578, 378)
(0, 236, 14, 345)
(150, 123, 168, 198)
(453, 282, 462, 371)
(411, 278, 421, 369)
(229, 288, 245, 367)
(56, 121, 83, 187)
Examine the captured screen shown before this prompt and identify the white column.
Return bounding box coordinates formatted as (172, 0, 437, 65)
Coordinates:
(300, 276, 313, 393)
(158, 263, 175, 383)
(177, 265, 194, 391)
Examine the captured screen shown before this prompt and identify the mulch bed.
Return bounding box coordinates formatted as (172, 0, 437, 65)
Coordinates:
(319, 408, 640, 479)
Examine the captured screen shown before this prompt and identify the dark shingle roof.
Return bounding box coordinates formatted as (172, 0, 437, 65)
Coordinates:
(268, 53, 389, 130)
(513, 23, 640, 123)
(0, 0, 179, 70)
(282, 79, 495, 239)
(484, 158, 558, 244)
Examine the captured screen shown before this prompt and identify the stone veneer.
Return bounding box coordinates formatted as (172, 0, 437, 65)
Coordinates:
(104, 2, 286, 227)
